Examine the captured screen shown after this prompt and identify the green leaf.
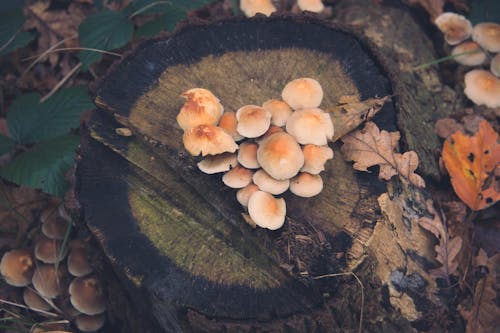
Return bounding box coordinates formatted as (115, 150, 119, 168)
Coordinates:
(468, 0, 500, 24)
(0, 135, 80, 197)
(135, 15, 167, 39)
(231, 0, 239, 15)
(78, 10, 134, 70)
(0, 6, 35, 57)
(0, 135, 15, 155)
(7, 87, 93, 144)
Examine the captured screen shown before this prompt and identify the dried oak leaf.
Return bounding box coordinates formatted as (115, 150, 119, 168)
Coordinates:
(459, 252, 500, 333)
(418, 200, 463, 278)
(442, 120, 500, 210)
(341, 121, 425, 187)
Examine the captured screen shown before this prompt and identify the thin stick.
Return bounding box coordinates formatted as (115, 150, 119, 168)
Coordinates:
(412, 49, 483, 71)
(312, 272, 365, 333)
(0, 28, 22, 54)
(22, 47, 122, 61)
(0, 299, 58, 318)
(128, 1, 172, 19)
(40, 62, 82, 102)
(23, 35, 77, 76)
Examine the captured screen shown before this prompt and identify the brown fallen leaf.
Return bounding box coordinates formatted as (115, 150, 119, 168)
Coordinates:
(442, 120, 500, 210)
(418, 200, 463, 279)
(341, 121, 425, 187)
(435, 118, 464, 139)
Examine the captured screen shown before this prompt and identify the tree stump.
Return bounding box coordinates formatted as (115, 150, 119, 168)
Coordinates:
(77, 12, 452, 333)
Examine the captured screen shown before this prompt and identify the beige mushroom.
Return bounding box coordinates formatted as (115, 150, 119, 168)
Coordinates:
(35, 237, 67, 264)
(491, 53, 500, 77)
(262, 99, 293, 127)
(285, 108, 334, 145)
(290, 173, 323, 197)
(255, 125, 284, 144)
(451, 41, 487, 66)
(464, 69, 500, 108)
(0, 249, 34, 287)
(236, 105, 272, 138)
(41, 214, 69, 240)
(301, 144, 334, 174)
(297, 0, 324, 12)
(32, 264, 67, 299)
(222, 165, 254, 188)
(435, 12, 473, 45)
(197, 153, 238, 174)
(237, 142, 260, 169)
(68, 248, 93, 277)
(75, 313, 106, 332)
(247, 191, 286, 230)
(252, 170, 289, 195)
(282, 78, 323, 109)
(240, 0, 276, 17)
(23, 288, 51, 312)
(257, 132, 304, 180)
(236, 183, 259, 207)
(472, 22, 500, 52)
(183, 125, 238, 156)
(69, 276, 106, 315)
(218, 111, 244, 141)
(176, 88, 224, 130)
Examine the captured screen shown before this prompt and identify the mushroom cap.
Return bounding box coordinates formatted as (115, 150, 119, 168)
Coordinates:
(285, 108, 334, 145)
(281, 78, 323, 109)
(255, 125, 284, 144)
(218, 111, 244, 141)
(301, 144, 334, 174)
(197, 153, 238, 174)
(451, 41, 487, 66)
(176, 88, 224, 130)
(289, 173, 324, 197)
(240, 0, 276, 17)
(23, 288, 51, 312)
(236, 183, 259, 207)
(434, 12, 473, 45)
(41, 214, 69, 240)
(75, 313, 106, 332)
(247, 191, 286, 230)
(0, 249, 34, 287)
(464, 69, 500, 108)
(35, 237, 67, 264)
(222, 165, 254, 188)
(236, 105, 272, 138)
(262, 99, 293, 127)
(68, 248, 93, 277)
(472, 22, 500, 52)
(69, 276, 106, 315)
(252, 170, 290, 195)
(237, 142, 260, 169)
(182, 125, 238, 156)
(257, 132, 304, 180)
(491, 53, 500, 77)
(32, 264, 67, 299)
(297, 0, 325, 13)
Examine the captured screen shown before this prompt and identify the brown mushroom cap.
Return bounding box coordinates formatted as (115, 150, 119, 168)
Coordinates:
(252, 170, 290, 195)
(281, 78, 323, 109)
(248, 191, 286, 230)
(176, 88, 223, 130)
(464, 69, 500, 108)
(435, 12, 473, 45)
(182, 125, 238, 156)
(257, 132, 304, 180)
(32, 264, 67, 299)
(222, 165, 254, 188)
(236, 183, 259, 207)
(0, 249, 34, 287)
(41, 214, 69, 240)
(472, 22, 500, 52)
(35, 237, 67, 264)
(69, 276, 106, 315)
(301, 144, 334, 174)
(240, 0, 276, 17)
(75, 313, 106, 332)
(23, 288, 51, 312)
(218, 111, 244, 141)
(236, 105, 272, 138)
(262, 99, 293, 127)
(451, 41, 487, 66)
(68, 248, 93, 277)
(237, 142, 260, 169)
(285, 108, 334, 145)
(297, 0, 325, 12)
(289, 173, 324, 197)
(491, 53, 500, 77)
(197, 153, 238, 174)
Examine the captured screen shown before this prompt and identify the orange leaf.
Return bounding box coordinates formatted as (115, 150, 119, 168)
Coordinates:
(442, 121, 500, 210)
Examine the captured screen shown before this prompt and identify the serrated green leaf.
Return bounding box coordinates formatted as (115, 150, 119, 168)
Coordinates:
(0, 135, 15, 155)
(78, 10, 133, 70)
(468, 0, 500, 24)
(0, 135, 80, 197)
(0, 6, 35, 56)
(7, 87, 93, 144)
(135, 16, 167, 39)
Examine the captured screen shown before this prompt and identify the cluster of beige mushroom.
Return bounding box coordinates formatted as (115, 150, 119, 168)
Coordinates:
(0, 204, 106, 332)
(240, 0, 325, 17)
(435, 13, 500, 108)
(177, 78, 334, 230)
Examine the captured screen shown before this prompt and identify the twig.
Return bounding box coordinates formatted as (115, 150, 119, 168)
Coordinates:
(128, 1, 172, 19)
(413, 49, 484, 71)
(40, 62, 82, 103)
(0, 28, 22, 54)
(22, 47, 122, 61)
(0, 299, 58, 318)
(22, 35, 77, 76)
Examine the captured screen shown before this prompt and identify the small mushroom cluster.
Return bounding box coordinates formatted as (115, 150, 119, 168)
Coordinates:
(177, 78, 334, 230)
(434, 13, 500, 108)
(0, 204, 106, 332)
(240, 0, 325, 17)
